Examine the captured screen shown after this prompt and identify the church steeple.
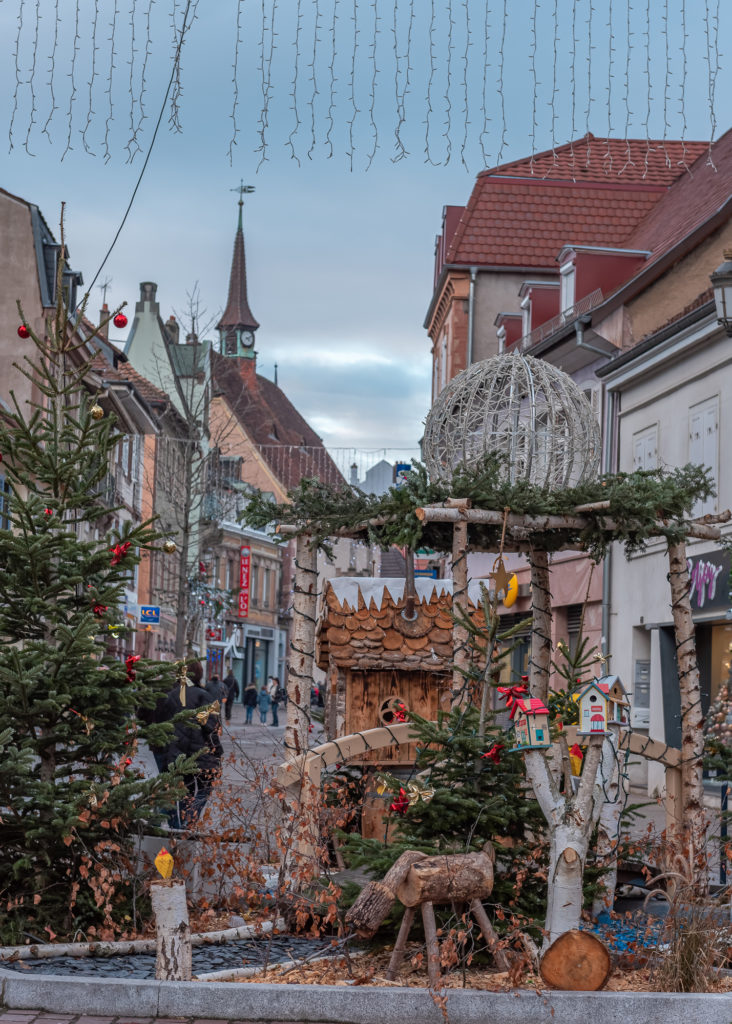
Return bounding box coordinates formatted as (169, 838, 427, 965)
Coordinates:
(217, 183, 260, 360)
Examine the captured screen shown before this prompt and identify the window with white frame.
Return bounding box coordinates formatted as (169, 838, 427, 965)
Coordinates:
(560, 262, 576, 312)
(520, 295, 531, 337)
(439, 334, 448, 390)
(689, 396, 719, 516)
(632, 424, 658, 472)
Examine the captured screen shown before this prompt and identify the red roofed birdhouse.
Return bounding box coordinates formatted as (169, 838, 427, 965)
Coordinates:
(510, 697, 551, 751)
(577, 681, 609, 735)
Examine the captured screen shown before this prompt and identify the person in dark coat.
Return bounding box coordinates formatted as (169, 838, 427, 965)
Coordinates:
(162, 660, 223, 828)
(242, 682, 258, 724)
(223, 670, 238, 721)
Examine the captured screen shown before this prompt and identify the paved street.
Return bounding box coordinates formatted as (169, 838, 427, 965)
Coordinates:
(0, 1015, 307, 1024)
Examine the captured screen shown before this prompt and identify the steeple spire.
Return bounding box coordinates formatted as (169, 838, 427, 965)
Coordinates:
(217, 183, 259, 359)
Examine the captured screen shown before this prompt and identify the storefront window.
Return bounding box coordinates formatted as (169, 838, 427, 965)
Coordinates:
(710, 624, 732, 704)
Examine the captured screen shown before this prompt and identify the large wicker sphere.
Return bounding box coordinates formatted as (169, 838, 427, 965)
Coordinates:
(423, 353, 600, 488)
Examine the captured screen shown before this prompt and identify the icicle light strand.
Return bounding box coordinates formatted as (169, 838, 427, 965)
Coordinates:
(325, 0, 338, 159)
(22, 0, 41, 156)
(82, 0, 100, 156)
(9, 0, 26, 153)
(307, 0, 320, 160)
(61, 0, 81, 160)
(287, 0, 303, 166)
(365, 0, 379, 170)
(229, 0, 243, 163)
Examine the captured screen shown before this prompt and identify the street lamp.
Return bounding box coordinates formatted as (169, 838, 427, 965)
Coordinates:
(711, 250, 732, 336)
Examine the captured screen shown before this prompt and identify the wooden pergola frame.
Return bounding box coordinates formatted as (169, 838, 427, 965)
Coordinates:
(282, 501, 730, 851)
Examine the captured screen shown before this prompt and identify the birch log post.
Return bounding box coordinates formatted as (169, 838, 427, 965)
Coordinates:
(449, 499, 470, 700)
(667, 540, 706, 856)
(525, 735, 615, 947)
(529, 547, 552, 703)
(592, 727, 629, 917)
(150, 880, 192, 981)
(286, 533, 317, 761)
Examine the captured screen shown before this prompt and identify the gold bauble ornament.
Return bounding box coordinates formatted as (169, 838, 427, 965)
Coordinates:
(90, 404, 105, 421)
(163, 539, 177, 554)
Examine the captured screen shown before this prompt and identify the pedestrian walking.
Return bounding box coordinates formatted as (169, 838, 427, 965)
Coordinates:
(243, 681, 257, 724)
(205, 673, 226, 718)
(257, 685, 271, 724)
(223, 668, 239, 721)
(268, 675, 282, 726)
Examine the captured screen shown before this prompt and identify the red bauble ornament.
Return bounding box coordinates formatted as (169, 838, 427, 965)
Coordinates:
(44, 508, 53, 517)
(113, 312, 128, 329)
(17, 324, 30, 339)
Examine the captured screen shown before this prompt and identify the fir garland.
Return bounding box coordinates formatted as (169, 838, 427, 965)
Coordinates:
(241, 456, 715, 561)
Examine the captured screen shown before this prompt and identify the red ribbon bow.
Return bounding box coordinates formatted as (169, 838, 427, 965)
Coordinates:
(481, 743, 505, 764)
(497, 684, 528, 719)
(93, 604, 108, 617)
(109, 541, 131, 566)
(390, 788, 409, 815)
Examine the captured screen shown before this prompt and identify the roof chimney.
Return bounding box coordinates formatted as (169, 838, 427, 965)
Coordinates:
(98, 302, 110, 340)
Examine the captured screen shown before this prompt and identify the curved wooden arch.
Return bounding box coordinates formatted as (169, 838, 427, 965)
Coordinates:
(278, 723, 683, 858)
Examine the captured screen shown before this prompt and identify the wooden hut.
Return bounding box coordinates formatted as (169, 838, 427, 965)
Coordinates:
(317, 576, 492, 764)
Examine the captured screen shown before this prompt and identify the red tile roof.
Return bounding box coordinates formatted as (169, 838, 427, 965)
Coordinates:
(89, 352, 171, 407)
(445, 134, 709, 269)
(211, 350, 343, 492)
(488, 135, 709, 185)
(625, 129, 732, 262)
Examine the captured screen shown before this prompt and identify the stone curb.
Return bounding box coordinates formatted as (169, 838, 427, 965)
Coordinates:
(3, 967, 732, 1023)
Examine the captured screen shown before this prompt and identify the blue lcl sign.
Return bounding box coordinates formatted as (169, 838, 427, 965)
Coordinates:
(139, 605, 160, 624)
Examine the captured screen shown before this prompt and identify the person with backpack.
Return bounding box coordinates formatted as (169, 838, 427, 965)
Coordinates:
(242, 681, 258, 724)
(161, 660, 223, 828)
(257, 684, 271, 725)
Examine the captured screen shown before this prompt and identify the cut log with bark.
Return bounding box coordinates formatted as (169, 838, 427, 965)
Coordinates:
(539, 929, 611, 991)
(345, 850, 427, 937)
(150, 879, 192, 981)
(667, 539, 706, 859)
(396, 850, 494, 908)
(286, 533, 317, 761)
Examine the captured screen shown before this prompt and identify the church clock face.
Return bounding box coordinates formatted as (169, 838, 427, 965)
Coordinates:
(242, 330, 255, 348)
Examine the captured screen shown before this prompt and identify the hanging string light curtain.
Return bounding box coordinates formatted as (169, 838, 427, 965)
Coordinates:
(2, 0, 724, 170)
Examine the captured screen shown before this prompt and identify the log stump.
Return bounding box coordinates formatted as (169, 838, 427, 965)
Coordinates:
(346, 850, 427, 938)
(150, 879, 192, 981)
(396, 850, 494, 907)
(539, 929, 611, 991)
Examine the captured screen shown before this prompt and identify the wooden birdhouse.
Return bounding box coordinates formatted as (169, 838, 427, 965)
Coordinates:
(596, 674, 630, 727)
(510, 697, 551, 750)
(577, 681, 609, 736)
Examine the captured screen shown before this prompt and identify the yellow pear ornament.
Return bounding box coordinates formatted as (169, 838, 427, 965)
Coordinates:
(154, 847, 174, 879)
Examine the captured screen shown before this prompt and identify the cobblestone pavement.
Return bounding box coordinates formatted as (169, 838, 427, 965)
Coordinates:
(0, 1014, 306, 1024)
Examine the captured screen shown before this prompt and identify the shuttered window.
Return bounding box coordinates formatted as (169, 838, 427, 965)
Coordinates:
(632, 425, 658, 472)
(689, 397, 718, 516)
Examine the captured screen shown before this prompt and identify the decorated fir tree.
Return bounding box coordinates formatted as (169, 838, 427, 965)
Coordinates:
(0, 265, 190, 942)
(343, 596, 548, 929)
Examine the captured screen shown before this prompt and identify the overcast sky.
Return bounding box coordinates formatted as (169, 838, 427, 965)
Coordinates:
(1, 0, 728, 470)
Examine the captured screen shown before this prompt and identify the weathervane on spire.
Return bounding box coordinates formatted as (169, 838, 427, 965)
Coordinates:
(232, 180, 255, 204)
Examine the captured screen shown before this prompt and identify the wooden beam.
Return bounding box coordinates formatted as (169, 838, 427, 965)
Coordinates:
(414, 504, 725, 541)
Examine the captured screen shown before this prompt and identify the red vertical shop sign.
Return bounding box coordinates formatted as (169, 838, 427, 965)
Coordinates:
(238, 545, 251, 618)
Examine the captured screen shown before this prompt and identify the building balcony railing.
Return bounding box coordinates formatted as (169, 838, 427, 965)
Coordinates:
(515, 288, 604, 352)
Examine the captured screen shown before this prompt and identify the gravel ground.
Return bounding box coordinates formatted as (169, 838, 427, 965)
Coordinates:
(1, 936, 339, 979)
